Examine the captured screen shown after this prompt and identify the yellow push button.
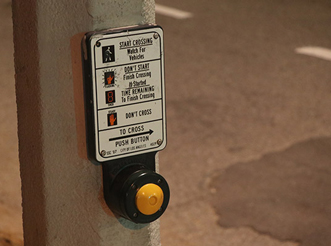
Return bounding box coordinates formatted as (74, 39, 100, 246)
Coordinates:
(135, 183, 164, 215)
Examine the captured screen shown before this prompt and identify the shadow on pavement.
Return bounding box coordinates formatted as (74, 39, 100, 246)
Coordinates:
(211, 137, 331, 246)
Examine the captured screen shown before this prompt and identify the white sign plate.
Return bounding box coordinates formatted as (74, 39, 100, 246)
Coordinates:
(88, 26, 166, 162)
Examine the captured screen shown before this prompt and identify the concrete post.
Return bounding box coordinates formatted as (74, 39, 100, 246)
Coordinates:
(12, 0, 159, 245)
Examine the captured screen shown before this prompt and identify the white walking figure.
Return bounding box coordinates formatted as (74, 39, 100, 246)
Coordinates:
(105, 47, 113, 62)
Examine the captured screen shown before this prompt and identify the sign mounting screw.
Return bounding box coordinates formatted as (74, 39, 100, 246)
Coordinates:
(96, 41, 101, 47)
(153, 33, 159, 39)
(101, 150, 106, 157)
(157, 139, 163, 146)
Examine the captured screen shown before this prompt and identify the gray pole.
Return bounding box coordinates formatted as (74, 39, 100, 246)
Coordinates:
(12, 0, 159, 245)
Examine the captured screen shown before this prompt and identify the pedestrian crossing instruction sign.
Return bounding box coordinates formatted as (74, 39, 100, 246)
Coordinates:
(82, 25, 166, 163)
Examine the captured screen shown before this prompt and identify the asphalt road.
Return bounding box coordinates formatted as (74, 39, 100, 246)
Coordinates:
(155, 0, 331, 246)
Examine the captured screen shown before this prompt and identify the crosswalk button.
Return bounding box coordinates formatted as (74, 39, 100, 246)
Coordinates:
(135, 183, 164, 215)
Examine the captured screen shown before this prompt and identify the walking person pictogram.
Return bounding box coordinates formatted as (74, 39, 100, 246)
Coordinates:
(102, 45, 115, 63)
